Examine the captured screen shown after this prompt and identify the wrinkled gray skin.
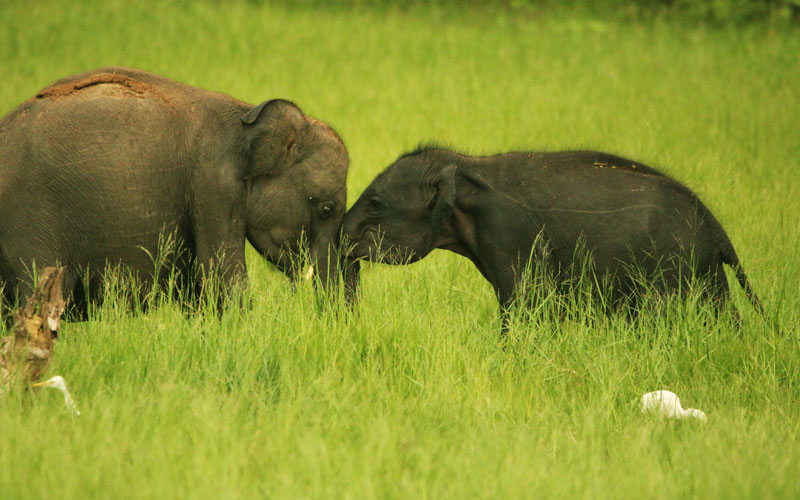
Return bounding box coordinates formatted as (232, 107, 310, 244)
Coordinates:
(343, 147, 765, 329)
(0, 67, 349, 311)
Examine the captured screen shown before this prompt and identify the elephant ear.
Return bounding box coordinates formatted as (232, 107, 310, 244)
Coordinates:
(430, 164, 457, 241)
(241, 99, 306, 179)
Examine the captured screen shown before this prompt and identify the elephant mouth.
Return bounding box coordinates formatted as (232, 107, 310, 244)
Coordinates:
(267, 246, 305, 280)
(250, 227, 307, 278)
(346, 228, 417, 265)
(342, 227, 380, 260)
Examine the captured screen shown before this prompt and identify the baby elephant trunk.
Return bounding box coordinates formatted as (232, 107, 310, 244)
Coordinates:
(338, 232, 362, 305)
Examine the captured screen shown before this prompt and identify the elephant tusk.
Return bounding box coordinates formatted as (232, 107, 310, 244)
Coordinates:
(303, 265, 315, 282)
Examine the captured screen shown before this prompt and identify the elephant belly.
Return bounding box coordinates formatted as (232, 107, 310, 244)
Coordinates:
(0, 204, 193, 299)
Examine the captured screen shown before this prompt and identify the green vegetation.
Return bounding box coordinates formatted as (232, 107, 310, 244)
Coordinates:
(1, 1, 798, 498)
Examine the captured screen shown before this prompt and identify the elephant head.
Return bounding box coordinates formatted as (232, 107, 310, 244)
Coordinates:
(342, 155, 456, 265)
(240, 99, 349, 292)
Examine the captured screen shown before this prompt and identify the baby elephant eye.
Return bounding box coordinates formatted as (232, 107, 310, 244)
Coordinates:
(320, 203, 335, 219)
(367, 197, 383, 211)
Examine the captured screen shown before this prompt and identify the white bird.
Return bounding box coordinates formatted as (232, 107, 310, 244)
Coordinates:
(32, 376, 81, 416)
(641, 390, 706, 422)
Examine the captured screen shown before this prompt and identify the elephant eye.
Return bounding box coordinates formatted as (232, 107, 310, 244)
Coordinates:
(367, 197, 383, 212)
(320, 203, 335, 219)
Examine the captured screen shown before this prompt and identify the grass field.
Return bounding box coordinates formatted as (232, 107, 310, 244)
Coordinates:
(1, 1, 799, 498)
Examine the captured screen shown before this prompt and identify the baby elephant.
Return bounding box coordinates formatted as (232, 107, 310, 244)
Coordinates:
(343, 147, 765, 327)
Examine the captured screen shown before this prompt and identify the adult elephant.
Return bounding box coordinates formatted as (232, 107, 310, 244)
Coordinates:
(0, 67, 349, 310)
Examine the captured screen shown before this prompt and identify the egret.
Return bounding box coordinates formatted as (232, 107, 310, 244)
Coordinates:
(641, 390, 707, 422)
(32, 375, 80, 415)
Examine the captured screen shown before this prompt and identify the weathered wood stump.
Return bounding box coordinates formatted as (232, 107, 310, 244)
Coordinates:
(1, 267, 67, 389)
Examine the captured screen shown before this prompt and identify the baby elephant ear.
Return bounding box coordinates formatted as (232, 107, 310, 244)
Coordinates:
(431, 164, 457, 239)
(241, 99, 305, 179)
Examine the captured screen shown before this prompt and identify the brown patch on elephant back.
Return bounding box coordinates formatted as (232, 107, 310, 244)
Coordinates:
(307, 116, 345, 146)
(36, 73, 155, 100)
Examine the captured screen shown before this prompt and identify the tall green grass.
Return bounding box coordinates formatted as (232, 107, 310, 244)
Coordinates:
(1, 1, 798, 498)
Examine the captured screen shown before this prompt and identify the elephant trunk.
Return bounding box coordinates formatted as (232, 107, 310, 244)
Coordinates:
(307, 237, 337, 294)
(338, 232, 361, 305)
(304, 232, 360, 305)
(341, 256, 360, 304)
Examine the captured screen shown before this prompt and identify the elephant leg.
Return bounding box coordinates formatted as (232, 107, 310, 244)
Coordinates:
(703, 265, 740, 329)
(195, 243, 246, 299)
(189, 161, 250, 306)
(495, 286, 516, 342)
(192, 215, 248, 309)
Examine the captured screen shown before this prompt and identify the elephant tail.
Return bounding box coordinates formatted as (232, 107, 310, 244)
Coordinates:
(697, 202, 765, 318)
(715, 224, 779, 332)
(720, 242, 765, 316)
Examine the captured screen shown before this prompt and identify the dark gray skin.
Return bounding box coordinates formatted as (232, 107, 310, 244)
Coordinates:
(343, 147, 765, 328)
(0, 67, 349, 310)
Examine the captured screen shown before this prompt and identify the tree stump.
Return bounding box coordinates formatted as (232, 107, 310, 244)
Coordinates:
(0, 267, 67, 389)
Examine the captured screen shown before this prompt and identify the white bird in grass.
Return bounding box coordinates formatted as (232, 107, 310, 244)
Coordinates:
(32, 375, 80, 416)
(641, 390, 707, 422)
